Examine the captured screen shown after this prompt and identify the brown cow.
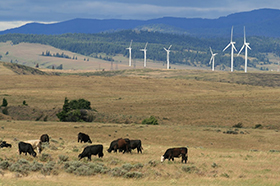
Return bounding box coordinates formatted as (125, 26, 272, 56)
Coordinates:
(107, 138, 131, 153)
(161, 147, 188, 163)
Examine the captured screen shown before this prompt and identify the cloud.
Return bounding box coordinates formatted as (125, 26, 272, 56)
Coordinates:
(0, 0, 279, 31)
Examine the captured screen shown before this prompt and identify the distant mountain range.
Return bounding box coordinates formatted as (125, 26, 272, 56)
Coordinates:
(1, 8, 280, 38)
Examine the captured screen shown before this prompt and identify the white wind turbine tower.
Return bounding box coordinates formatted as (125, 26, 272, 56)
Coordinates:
(126, 40, 133, 66)
(223, 26, 237, 72)
(140, 42, 148, 67)
(164, 45, 172, 69)
(237, 26, 251, 73)
(209, 47, 218, 71)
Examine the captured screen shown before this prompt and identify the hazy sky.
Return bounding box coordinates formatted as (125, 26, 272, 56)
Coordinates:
(0, 0, 278, 30)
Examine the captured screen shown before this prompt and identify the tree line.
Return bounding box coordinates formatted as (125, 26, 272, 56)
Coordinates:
(0, 30, 278, 70)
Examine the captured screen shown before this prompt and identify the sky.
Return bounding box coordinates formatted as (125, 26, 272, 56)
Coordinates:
(0, 0, 278, 31)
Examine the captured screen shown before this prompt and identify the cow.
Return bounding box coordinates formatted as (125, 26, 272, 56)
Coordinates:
(0, 141, 12, 148)
(130, 139, 143, 153)
(24, 140, 42, 154)
(78, 132, 92, 143)
(78, 144, 104, 160)
(40, 134, 49, 143)
(107, 139, 118, 153)
(107, 138, 131, 153)
(161, 147, 188, 163)
(18, 141, 37, 157)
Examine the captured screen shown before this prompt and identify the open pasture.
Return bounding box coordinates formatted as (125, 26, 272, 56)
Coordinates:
(0, 121, 279, 185)
(1, 69, 280, 185)
(1, 70, 280, 127)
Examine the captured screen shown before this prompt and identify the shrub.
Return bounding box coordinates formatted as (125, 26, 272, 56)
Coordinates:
(221, 173, 230, 178)
(182, 165, 199, 174)
(30, 161, 43, 172)
(1, 98, 8, 107)
(0, 160, 10, 170)
(58, 155, 69, 162)
(233, 122, 243, 128)
(1, 108, 8, 115)
(41, 161, 56, 176)
(255, 124, 263, 129)
(121, 163, 134, 171)
(123, 171, 143, 178)
(109, 167, 128, 177)
(22, 100, 28, 106)
(8, 159, 31, 176)
(40, 153, 52, 162)
(56, 97, 96, 122)
(142, 116, 158, 125)
(74, 165, 94, 176)
(133, 163, 144, 169)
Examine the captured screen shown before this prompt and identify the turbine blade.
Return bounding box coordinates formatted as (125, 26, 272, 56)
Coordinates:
(129, 40, 133, 48)
(232, 44, 238, 52)
(223, 43, 231, 51)
(145, 42, 148, 49)
(164, 47, 167, 51)
(247, 44, 252, 50)
(209, 47, 213, 55)
(209, 56, 213, 64)
(238, 45, 245, 56)
(244, 26, 246, 43)
(231, 26, 234, 42)
(168, 45, 172, 50)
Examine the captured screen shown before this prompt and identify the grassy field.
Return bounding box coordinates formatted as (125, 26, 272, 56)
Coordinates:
(0, 42, 206, 71)
(1, 65, 280, 185)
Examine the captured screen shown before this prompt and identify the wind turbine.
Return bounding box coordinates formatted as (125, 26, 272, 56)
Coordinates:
(140, 42, 148, 67)
(209, 47, 218, 71)
(223, 26, 237, 72)
(126, 40, 133, 66)
(164, 45, 172, 69)
(237, 26, 251, 73)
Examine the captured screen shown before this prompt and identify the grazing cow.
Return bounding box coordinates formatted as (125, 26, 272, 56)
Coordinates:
(0, 141, 12, 148)
(78, 132, 92, 143)
(40, 134, 49, 143)
(78, 144, 104, 160)
(161, 147, 188, 163)
(107, 138, 131, 153)
(107, 139, 118, 153)
(18, 142, 37, 157)
(130, 139, 143, 153)
(24, 140, 42, 154)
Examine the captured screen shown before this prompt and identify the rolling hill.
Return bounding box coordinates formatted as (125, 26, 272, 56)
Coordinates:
(1, 8, 280, 37)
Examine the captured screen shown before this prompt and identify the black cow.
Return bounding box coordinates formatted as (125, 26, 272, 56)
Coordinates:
(107, 139, 118, 153)
(40, 134, 49, 143)
(0, 141, 12, 148)
(161, 147, 188, 163)
(18, 141, 37, 157)
(107, 138, 131, 154)
(130, 139, 143, 153)
(78, 144, 104, 160)
(78, 132, 92, 143)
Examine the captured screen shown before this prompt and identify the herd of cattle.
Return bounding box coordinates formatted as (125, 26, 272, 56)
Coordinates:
(1, 132, 188, 163)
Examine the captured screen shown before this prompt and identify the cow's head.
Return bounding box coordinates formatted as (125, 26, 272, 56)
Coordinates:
(88, 139, 92, 143)
(161, 156, 165, 163)
(78, 153, 82, 160)
(107, 148, 112, 153)
(32, 152, 37, 158)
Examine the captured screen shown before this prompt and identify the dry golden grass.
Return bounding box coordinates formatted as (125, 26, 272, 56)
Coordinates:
(1, 66, 280, 185)
(0, 121, 280, 185)
(1, 70, 280, 128)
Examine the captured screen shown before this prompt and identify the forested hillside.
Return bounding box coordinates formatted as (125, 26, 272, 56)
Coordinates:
(0, 30, 278, 70)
